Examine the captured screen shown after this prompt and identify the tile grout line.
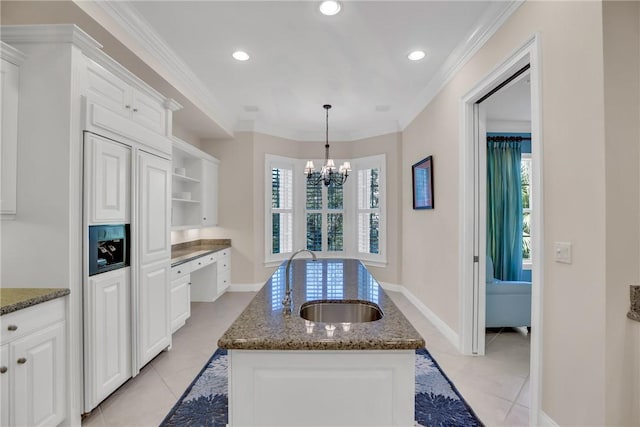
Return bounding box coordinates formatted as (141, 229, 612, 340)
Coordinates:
(504, 374, 530, 422)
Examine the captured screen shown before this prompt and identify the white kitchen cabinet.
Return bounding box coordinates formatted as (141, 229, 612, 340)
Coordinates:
(201, 159, 219, 227)
(86, 60, 166, 135)
(138, 151, 171, 265)
(0, 43, 24, 218)
(137, 149, 172, 368)
(1, 298, 66, 427)
(84, 268, 131, 412)
(171, 138, 220, 230)
(138, 261, 171, 367)
(84, 133, 131, 224)
(1, 344, 9, 427)
(217, 248, 231, 294)
(170, 273, 191, 333)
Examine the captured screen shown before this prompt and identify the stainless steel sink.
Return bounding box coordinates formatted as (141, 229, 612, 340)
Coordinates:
(299, 300, 383, 323)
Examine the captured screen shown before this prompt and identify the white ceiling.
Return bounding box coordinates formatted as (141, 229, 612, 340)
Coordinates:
(112, 1, 518, 141)
(484, 74, 531, 123)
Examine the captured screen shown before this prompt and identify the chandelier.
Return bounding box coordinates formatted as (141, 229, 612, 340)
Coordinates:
(304, 104, 351, 187)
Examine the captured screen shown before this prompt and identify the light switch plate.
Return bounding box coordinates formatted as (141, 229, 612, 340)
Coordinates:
(554, 242, 572, 264)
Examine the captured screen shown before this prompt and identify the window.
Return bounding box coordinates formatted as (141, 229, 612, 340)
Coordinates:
(266, 157, 295, 262)
(521, 154, 532, 268)
(305, 173, 344, 253)
(265, 154, 386, 266)
(357, 167, 380, 255)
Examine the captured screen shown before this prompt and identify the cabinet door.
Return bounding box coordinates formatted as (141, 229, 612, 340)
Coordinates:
(85, 133, 131, 224)
(1, 58, 19, 216)
(12, 322, 65, 427)
(131, 88, 166, 135)
(1, 344, 8, 427)
(170, 274, 191, 333)
(86, 60, 131, 117)
(138, 261, 171, 368)
(201, 160, 218, 227)
(85, 268, 131, 411)
(138, 151, 171, 265)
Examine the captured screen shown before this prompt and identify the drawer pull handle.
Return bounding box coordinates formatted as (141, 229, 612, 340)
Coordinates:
(198, 262, 202, 266)
(203, 217, 207, 221)
(17, 358, 27, 365)
(0, 367, 7, 374)
(7, 325, 17, 331)
(177, 270, 181, 274)
(133, 108, 138, 112)
(125, 105, 131, 109)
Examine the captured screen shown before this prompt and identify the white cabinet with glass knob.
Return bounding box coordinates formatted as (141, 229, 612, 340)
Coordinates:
(0, 297, 66, 427)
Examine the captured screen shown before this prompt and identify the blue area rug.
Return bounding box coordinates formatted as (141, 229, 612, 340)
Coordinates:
(161, 348, 483, 427)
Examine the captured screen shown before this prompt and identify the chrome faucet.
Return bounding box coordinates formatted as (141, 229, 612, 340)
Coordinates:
(283, 249, 317, 314)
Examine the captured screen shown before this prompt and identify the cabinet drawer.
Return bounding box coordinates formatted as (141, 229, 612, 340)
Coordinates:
(1, 298, 65, 344)
(217, 269, 231, 292)
(218, 251, 231, 272)
(190, 253, 216, 271)
(170, 263, 192, 281)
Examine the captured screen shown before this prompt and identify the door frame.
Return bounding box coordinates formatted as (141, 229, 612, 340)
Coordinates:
(458, 33, 544, 425)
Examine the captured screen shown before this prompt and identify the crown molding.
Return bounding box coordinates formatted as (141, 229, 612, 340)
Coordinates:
(0, 24, 102, 53)
(77, 1, 522, 142)
(164, 98, 183, 112)
(398, 0, 525, 131)
(0, 41, 26, 66)
(88, 1, 234, 136)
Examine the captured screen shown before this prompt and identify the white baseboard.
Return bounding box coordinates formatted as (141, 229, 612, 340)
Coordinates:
(538, 411, 559, 427)
(227, 283, 263, 292)
(380, 282, 460, 351)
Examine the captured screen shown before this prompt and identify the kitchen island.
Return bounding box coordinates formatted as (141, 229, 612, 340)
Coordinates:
(218, 258, 424, 426)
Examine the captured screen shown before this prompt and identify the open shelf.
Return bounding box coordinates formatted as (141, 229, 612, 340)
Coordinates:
(172, 173, 200, 183)
(172, 198, 200, 203)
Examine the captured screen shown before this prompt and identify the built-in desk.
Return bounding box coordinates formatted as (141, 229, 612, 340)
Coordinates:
(169, 239, 231, 332)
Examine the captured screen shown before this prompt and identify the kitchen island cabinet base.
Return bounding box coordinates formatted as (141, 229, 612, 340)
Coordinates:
(228, 349, 415, 426)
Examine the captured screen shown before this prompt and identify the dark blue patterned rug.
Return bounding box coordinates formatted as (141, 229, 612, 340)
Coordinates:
(161, 348, 483, 427)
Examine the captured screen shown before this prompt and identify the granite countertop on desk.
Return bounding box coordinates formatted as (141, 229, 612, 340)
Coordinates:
(171, 238, 231, 267)
(218, 258, 425, 351)
(628, 285, 640, 322)
(1, 288, 70, 315)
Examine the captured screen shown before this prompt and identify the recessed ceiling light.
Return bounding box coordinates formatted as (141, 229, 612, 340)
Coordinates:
(232, 51, 250, 61)
(407, 50, 426, 61)
(319, 0, 341, 16)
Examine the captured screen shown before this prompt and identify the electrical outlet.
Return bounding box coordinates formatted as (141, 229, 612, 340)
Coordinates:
(554, 242, 572, 264)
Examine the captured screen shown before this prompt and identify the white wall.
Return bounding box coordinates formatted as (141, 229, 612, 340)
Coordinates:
(401, 1, 617, 424)
(603, 2, 640, 424)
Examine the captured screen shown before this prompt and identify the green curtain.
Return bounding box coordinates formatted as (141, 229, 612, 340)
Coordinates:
(487, 140, 523, 281)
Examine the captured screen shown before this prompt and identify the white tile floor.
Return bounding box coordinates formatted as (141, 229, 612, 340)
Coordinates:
(82, 290, 530, 426)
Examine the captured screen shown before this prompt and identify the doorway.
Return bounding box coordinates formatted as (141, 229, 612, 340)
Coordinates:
(459, 35, 543, 425)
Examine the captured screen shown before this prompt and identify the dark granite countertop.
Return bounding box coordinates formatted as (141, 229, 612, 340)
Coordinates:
(1, 288, 70, 315)
(218, 258, 425, 351)
(171, 239, 231, 267)
(628, 285, 639, 322)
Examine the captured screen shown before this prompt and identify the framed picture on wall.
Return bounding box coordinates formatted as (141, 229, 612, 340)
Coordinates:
(412, 156, 433, 209)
